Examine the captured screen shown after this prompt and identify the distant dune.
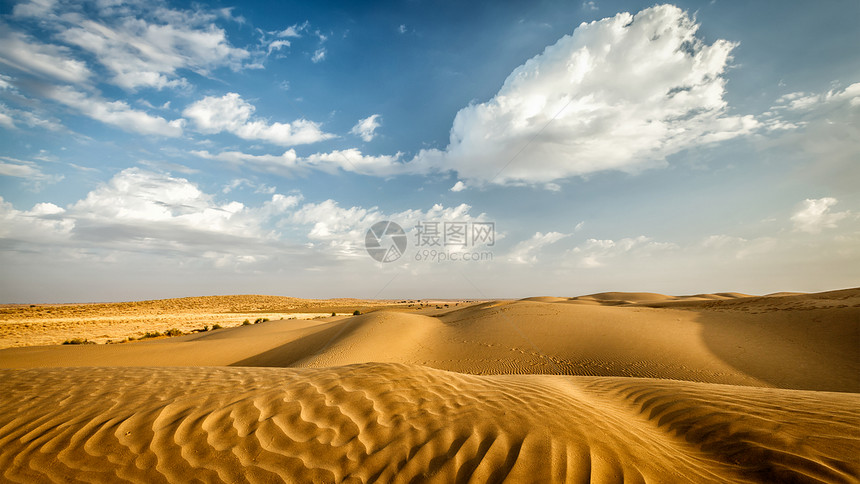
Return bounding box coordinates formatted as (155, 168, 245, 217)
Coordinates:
(1, 288, 858, 482)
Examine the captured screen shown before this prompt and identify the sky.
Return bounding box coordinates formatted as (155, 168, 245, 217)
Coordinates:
(0, 0, 858, 303)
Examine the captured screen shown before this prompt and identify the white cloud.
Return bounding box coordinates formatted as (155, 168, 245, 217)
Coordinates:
(508, 231, 569, 264)
(0, 157, 63, 189)
(277, 22, 308, 38)
(763, 82, 860, 184)
(569, 235, 677, 267)
(183, 92, 334, 146)
(0, 29, 91, 83)
(0, 102, 64, 131)
(450, 181, 466, 192)
(350, 114, 381, 142)
(26, 2, 252, 90)
(583, 1, 598, 11)
(398, 24, 407, 34)
(267, 39, 291, 56)
(791, 197, 850, 234)
(9, 168, 302, 250)
(289, 200, 486, 260)
(409, 5, 757, 185)
(12, 0, 56, 18)
(0, 110, 13, 129)
(192, 147, 404, 177)
(311, 48, 326, 63)
(0, 196, 75, 243)
(47, 86, 184, 136)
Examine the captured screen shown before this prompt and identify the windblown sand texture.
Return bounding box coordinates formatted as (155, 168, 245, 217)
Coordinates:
(1, 289, 858, 482)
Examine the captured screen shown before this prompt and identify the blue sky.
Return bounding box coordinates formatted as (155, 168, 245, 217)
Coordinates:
(1, 0, 858, 302)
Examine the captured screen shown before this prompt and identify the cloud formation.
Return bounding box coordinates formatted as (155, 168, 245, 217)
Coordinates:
(11, 0, 251, 90)
(47, 86, 184, 136)
(350, 114, 381, 142)
(791, 197, 850, 234)
(183, 92, 334, 146)
(410, 4, 758, 185)
(0, 29, 91, 83)
(193, 148, 403, 177)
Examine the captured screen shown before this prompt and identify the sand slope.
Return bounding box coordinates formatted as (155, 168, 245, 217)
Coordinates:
(2, 364, 858, 483)
(2, 289, 857, 392)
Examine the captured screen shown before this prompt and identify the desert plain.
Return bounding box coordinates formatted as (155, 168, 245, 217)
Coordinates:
(0, 288, 858, 483)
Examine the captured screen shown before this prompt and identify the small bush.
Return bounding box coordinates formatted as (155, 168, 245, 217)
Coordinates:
(353, 310, 361, 315)
(242, 319, 251, 326)
(331, 312, 336, 316)
(165, 328, 182, 337)
(141, 331, 162, 339)
(62, 338, 92, 345)
(212, 324, 223, 330)
(253, 318, 270, 324)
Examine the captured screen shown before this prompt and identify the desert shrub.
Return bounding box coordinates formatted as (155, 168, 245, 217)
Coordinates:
(141, 331, 162, 339)
(62, 338, 92, 345)
(353, 310, 361, 315)
(253, 318, 269, 324)
(212, 323, 222, 330)
(165, 328, 182, 337)
(331, 312, 336, 316)
(242, 319, 251, 326)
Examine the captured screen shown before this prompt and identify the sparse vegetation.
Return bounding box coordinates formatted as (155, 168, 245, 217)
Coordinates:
(253, 318, 269, 324)
(141, 331, 162, 339)
(331, 312, 336, 316)
(242, 319, 251, 326)
(165, 328, 182, 337)
(353, 310, 361, 315)
(62, 338, 93, 345)
(212, 324, 223, 330)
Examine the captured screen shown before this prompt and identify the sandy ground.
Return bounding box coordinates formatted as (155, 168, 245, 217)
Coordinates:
(0, 289, 858, 482)
(0, 296, 466, 348)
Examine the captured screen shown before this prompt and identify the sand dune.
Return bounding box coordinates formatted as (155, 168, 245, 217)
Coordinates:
(3, 289, 857, 392)
(0, 289, 858, 482)
(2, 364, 858, 483)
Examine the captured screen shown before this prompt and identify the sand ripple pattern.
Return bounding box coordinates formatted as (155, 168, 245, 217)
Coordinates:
(1, 364, 858, 483)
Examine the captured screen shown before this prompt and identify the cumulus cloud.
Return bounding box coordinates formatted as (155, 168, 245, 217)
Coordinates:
(1, 166, 490, 268)
(450, 181, 466, 192)
(0, 29, 91, 83)
(408, 4, 758, 185)
(47, 86, 184, 136)
(192, 148, 404, 177)
(290, 200, 487, 260)
(791, 197, 850, 234)
(508, 231, 569, 264)
(11, 0, 251, 91)
(183, 92, 334, 146)
(0, 168, 305, 259)
(350, 114, 381, 142)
